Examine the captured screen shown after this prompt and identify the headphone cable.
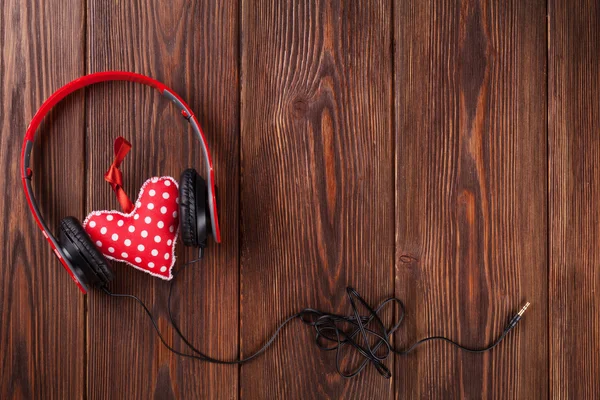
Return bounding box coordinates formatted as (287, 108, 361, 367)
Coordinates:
(102, 259, 530, 379)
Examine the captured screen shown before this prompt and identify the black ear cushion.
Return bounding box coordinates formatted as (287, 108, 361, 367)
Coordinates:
(179, 169, 200, 247)
(60, 217, 114, 285)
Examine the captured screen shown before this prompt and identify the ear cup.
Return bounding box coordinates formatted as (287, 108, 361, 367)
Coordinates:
(59, 217, 114, 287)
(179, 168, 210, 248)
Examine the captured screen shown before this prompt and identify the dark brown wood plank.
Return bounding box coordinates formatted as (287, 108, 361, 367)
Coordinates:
(240, 1, 394, 398)
(549, 0, 600, 398)
(394, 0, 548, 398)
(0, 0, 86, 398)
(85, 1, 239, 398)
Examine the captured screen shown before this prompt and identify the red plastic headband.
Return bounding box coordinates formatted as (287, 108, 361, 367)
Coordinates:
(21, 71, 221, 293)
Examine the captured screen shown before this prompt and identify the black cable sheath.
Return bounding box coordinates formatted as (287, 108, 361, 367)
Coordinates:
(103, 259, 524, 379)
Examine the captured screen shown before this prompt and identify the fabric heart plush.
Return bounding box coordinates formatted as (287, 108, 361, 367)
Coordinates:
(83, 176, 180, 280)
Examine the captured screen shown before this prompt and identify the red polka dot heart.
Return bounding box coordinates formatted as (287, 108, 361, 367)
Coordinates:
(83, 176, 179, 280)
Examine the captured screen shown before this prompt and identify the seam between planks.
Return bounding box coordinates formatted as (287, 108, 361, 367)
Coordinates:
(82, 0, 89, 398)
(390, 0, 397, 397)
(237, 0, 243, 398)
(546, 1, 551, 399)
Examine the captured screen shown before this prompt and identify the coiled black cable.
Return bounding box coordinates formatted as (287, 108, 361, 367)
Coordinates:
(102, 259, 529, 379)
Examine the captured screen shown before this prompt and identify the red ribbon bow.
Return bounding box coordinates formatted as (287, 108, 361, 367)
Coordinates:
(104, 137, 134, 213)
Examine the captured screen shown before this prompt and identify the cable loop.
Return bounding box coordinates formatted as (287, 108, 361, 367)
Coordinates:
(104, 260, 525, 379)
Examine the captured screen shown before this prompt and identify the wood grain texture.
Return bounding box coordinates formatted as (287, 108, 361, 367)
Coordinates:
(85, 0, 239, 399)
(6, 0, 600, 397)
(0, 1, 85, 399)
(0, 0, 86, 398)
(394, 0, 548, 398)
(549, 0, 600, 398)
(240, 1, 394, 398)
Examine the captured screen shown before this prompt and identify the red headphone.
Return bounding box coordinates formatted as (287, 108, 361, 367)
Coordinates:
(21, 75, 531, 380)
(21, 72, 221, 293)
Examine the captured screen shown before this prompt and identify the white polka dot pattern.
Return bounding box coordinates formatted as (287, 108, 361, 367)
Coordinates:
(83, 176, 180, 280)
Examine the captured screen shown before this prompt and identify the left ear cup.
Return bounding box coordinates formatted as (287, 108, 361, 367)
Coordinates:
(59, 217, 114, 288)
(179, 168, 210, 248)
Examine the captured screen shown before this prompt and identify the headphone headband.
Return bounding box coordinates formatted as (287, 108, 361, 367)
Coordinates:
(21, 71, 221, 293)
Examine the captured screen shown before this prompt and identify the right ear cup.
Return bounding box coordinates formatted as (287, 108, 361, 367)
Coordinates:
(179, 168, 210, 248)
(59, 217, 114, 288)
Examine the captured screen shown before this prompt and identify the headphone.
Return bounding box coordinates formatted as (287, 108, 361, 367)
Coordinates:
(21, 71, 221, 294)
(21, 72, 530, 379)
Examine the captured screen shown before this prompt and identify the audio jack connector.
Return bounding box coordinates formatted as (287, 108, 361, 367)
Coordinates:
(505, 302, 530, 331)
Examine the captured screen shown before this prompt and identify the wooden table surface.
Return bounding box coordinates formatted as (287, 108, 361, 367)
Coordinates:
(1, 0, 598, 398)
